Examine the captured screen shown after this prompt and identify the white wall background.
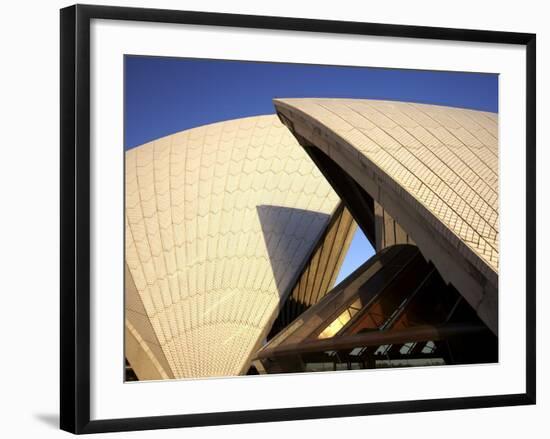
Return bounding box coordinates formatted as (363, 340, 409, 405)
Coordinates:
(0, 0, 547, 437)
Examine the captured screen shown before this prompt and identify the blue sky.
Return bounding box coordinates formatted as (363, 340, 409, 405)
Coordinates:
(125, 55, 498, 284)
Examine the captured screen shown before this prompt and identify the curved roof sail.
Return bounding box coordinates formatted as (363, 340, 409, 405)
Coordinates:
(274, 98, 498, 333)
(125, 115, 349, 379)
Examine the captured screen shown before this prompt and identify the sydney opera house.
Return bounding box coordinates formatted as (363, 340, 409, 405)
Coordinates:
(124, 98, 498, 381)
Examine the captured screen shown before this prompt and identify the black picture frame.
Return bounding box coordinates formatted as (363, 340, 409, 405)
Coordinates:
(60, 4, 536, 434)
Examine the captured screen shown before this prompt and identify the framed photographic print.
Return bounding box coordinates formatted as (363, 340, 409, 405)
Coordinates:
(60, 4, 536, 434)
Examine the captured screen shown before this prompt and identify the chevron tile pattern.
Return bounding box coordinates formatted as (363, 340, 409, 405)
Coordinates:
(275, 98, 499, 279)
(125, 115, 341, 379)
